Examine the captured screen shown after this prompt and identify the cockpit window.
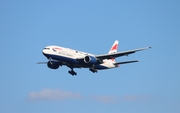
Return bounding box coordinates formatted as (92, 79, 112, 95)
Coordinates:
(44, 48, 50, 50)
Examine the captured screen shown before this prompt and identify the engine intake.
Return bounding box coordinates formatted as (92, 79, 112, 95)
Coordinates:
(47, 61, 59, 69)
(84, 56, 97, 64)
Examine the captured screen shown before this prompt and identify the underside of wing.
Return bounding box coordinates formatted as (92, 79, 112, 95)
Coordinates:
(95, 47, 151, 60)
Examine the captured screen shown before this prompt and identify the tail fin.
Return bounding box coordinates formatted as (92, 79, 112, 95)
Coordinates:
(108, 40, 119, 62)
(108, 40, 119, 54)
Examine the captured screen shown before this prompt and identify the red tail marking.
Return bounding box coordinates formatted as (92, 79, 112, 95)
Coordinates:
(111, 44, 118, 51)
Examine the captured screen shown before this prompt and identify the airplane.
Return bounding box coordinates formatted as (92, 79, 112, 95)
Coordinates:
(37, 40, 151, 76)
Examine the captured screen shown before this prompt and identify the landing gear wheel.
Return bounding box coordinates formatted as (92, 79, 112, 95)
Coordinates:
(89, 68, 98, 73)
(68, 70, 77, 76)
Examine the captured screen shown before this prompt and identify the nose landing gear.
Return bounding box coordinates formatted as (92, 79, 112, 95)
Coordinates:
(68, 69, 77, 76)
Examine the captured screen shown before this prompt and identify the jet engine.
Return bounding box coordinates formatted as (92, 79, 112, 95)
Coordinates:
(47, 61, 59, 69)
(84, 56, 97, 64)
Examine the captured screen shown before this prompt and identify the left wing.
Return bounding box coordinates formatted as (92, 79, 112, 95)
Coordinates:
(95, 47, 151, 60)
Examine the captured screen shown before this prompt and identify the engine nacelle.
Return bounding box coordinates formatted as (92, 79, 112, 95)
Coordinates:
(47, 61, 59, 69)
(84, 56, 97, 64)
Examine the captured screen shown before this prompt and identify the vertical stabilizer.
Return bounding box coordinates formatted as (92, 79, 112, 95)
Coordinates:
(108, 40, 119, 54)
(108, 40, 119, 62)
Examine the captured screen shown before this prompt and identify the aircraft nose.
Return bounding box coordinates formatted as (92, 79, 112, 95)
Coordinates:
(42, 48, 49, 59)
(42, 49, 46, 55)
(42, 47, 50, 55)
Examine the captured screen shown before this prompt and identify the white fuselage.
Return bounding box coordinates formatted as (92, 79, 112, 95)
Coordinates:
(42, 46, 117, 70)
(38, 40, 150, 75)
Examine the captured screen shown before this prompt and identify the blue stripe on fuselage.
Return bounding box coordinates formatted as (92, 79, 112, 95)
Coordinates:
(94, 65, 109, 70)
(44, 54, 109, 70)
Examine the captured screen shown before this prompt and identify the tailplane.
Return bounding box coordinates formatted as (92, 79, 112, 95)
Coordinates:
(114, 60, 139, 65)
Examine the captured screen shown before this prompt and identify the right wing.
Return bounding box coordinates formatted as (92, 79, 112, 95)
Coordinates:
(95, 47, 151, 60)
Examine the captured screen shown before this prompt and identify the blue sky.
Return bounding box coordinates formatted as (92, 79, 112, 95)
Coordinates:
(0, 0, 180, 113)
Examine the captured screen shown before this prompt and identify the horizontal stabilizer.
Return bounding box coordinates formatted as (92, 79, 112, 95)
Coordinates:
(114, 60, 139, 65)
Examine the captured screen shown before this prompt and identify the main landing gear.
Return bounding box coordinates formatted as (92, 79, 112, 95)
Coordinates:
(68, 67, 97, 76)
(68, 69, 77, 76)
(89, 68, 98, 73)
